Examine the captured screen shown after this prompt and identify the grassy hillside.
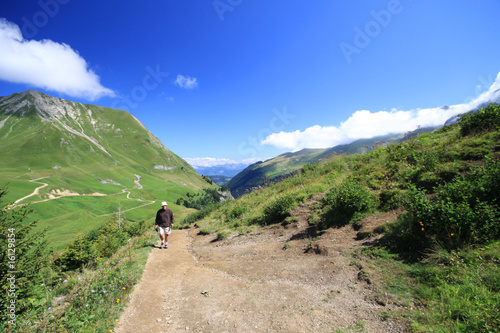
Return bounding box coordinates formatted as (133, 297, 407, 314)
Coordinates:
(1, 103, 498, 332)
(227, 133, 407, 197)
(0, 90, 216, 249)
(181, 104, 500, 331)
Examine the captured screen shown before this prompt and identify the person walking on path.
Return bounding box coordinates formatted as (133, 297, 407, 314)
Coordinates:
(155, 201, 174, 249)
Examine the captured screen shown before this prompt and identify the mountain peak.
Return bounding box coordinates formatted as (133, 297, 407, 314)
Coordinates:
(0, 90, 202, 184)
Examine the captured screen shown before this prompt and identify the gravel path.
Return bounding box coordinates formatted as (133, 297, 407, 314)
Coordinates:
(114, 211, 408, 332)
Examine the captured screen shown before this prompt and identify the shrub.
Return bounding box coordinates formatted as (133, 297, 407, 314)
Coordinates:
(229, 205, 247, 219)
(216, 231, 229, 241)
(262, 194, 296, 225)
(384, 156, 500, 253)
(93, 221, 128, 258)
(56, 232, 96, 271)
(308, 214, 320, 226)
(459, 103, 500, 136)
(125, 220, 149, 237)
(322, 179, 376, 227)
(302, 163, 318, 175)
(180, 203, 219, 226)
(0, 188, 52, 318)
(378, 189, 404, 211)
(356, 231, 373, 240)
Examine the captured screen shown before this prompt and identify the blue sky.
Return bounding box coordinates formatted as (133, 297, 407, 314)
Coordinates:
(1, 0, 500, 167)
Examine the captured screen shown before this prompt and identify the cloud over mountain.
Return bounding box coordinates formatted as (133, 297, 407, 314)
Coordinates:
(0, 19, 115, 101)
(261, 73, 500, 151)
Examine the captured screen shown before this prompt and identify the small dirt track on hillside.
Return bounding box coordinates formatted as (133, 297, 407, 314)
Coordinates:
(115, 212, 407, 333)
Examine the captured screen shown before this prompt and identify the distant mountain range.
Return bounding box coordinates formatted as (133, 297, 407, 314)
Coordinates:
(227, 97, 498, 196)
(226, 133, 408, 197)
(227, 125, 450, 197)
(0, 90, 214, 248)
(192, 163, 250, 178)
(188, 163, 252, 186)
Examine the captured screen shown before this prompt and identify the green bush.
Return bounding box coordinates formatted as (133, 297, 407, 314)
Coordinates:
(262, 194, 296, 225)
(56, 232, 97, 271)
(378, 189, 404, 211)
(180, 203, 219, 226)
(124, 220, 149, 237)
(93, 222, 128, 258)
(216, 231, 229, 241)
(308, 214, 320, 226)
(229, 205, 248, 219)
(322, 179, 376, 227)
(384, 156, 500, 253)
(459, 103, 500, 136)
(0, 188, 51, 317)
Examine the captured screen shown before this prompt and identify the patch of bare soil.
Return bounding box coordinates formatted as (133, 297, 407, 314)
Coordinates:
(115, 206, 408, 332)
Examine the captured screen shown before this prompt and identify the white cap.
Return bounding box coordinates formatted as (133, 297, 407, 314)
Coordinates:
(161, 201, 168, 206)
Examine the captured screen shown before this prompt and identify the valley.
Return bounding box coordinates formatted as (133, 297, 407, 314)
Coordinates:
(1, 90, 499, 332)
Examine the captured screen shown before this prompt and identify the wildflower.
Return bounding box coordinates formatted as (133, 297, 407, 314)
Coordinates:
(48, 307, 52, 311)
(116, 299, 120, 303)
(63, 280, 68, 283)
(421, 228, 424, 231)
(103, 290, 106, 294)
(451, 258, 455, 261)
(122, 287, 126, 290)
(451, 233, 454, 236)
(41, 284, 44, 287)
(116, 319, 119, 321)
(85, 304, 89, 307)
(58, 297, 63, 301)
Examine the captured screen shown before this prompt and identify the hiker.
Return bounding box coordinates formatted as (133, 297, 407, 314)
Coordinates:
(154, 201, 174, 249)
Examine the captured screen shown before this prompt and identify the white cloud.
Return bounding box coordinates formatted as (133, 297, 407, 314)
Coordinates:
(184, 157, 266, 168)
(0, 19, 115, 101)
(174, 74, 198, 89)
(261, 72, 500, 151)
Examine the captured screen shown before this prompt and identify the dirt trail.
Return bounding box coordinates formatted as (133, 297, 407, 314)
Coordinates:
(114, 230, 195, 332)
(14, 182, 48, 204)
(114, 210, 407, 332)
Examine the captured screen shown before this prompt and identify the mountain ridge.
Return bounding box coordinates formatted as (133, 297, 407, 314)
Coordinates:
(0, 90, 214, 249)
(227, 130, 442, 197)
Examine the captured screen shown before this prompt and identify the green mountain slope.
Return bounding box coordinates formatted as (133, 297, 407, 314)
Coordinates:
(181, 103, 500, 332)
(227, 133, 405, 197)
(0, 90, 214, 248)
